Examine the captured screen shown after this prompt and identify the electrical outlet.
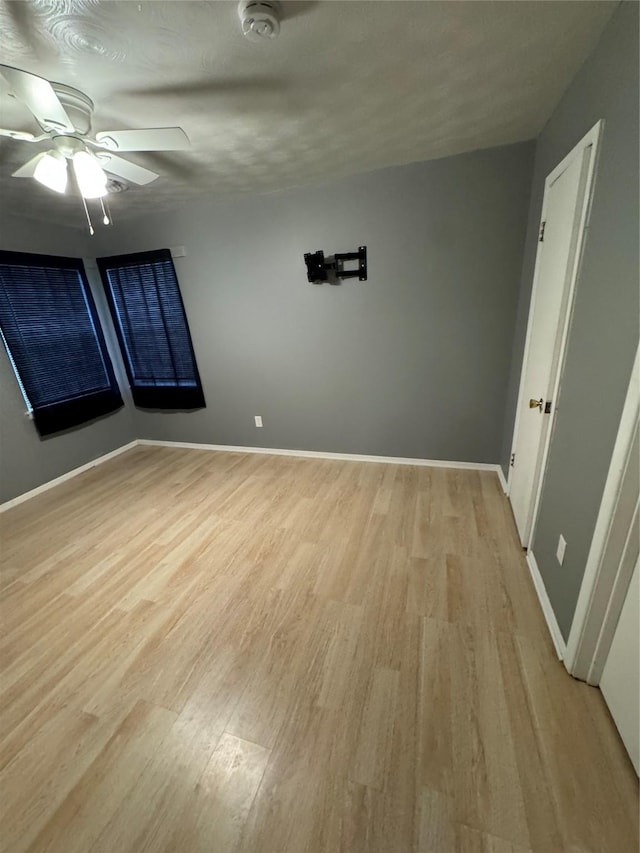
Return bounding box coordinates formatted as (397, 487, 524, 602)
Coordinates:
(254, 415, 263, 428)
(556, 534, 567, 566)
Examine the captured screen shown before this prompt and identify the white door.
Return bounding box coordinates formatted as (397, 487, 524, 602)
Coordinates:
(600, 558, 639, 775)
(509, 123, 601, 546)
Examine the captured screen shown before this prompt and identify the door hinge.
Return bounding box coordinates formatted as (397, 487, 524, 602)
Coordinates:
(539, 221, 546, 242)
(510, 452, 516, 467)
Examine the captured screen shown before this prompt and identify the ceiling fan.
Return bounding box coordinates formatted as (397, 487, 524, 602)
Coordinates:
(0, 64, 190, 219)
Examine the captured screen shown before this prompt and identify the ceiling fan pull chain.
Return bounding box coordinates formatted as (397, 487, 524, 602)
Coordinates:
(100, 196, 110, 226)
(80, 193, 94, 236)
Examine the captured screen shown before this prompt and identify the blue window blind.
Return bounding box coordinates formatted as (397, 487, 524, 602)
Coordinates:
(97, 249, 205, 410)
(0, 251, 123, 437)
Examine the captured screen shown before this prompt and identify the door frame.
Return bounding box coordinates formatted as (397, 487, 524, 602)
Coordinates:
(507, 120, 604, 550)
(565, 345, 639, 682)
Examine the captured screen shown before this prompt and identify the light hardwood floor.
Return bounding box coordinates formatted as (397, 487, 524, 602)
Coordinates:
(0, 446, 637, 853)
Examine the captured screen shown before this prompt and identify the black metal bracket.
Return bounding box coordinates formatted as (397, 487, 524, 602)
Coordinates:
(304, 246, 367, 284)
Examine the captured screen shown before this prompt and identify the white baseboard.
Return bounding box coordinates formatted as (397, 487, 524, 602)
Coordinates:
(2, 438, 504, 511)
(526, 551, 566, 660)
(496, 465, 509, 495)
(137, 438, 502, 474)
(0, 441, 138, 512)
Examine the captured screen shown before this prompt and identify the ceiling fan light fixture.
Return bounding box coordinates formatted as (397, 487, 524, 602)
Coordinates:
(34, 151, 67, 194)
(72, 150, 108, 198)
(1, 65, 187, 208)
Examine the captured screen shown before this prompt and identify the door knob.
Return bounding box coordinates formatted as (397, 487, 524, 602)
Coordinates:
(529, 398, 543, 411)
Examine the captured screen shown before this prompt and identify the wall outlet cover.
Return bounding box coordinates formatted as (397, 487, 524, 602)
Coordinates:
(556, 534, 567, 565)
(254, 415, 263, 427)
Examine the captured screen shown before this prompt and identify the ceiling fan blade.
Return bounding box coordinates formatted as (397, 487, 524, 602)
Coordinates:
(0, 64, 75, 133)
(120, 77, 286, 100)
(12, 152, 47, 178)
(94, 128, 190, 152)
(95, 153, 159, 186)
(0, 127, 37, 141)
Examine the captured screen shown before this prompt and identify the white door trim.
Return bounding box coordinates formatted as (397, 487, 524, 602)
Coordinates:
(507, 120, 604, 548)
(565, 345, 639, 681)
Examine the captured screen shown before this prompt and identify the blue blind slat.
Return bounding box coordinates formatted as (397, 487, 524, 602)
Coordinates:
(0, 252, 123, 436)
(98, 249, 205, 410)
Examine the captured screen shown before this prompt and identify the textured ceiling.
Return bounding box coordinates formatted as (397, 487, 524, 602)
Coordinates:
(0, 0, 617, 225)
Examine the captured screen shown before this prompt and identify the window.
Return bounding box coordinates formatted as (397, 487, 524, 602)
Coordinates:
(97, 249, 205, 410)
(0, 251, 123, 437)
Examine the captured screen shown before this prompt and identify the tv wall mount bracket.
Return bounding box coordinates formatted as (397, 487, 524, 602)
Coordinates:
(304, 246, 367, 284)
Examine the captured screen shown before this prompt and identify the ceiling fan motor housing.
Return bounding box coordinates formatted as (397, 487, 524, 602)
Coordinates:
(52, 134, 85, 158)
(238, 0, 281, 41)
(49, 83, 94, 135)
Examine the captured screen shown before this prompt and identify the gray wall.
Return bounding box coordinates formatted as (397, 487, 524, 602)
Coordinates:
(0, 215, 136, 502)
(93, 141, 534, 462)
(501, 1, 639, 639)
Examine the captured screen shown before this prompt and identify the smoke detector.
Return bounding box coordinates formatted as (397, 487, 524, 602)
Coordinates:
(238, 1, 281, 42)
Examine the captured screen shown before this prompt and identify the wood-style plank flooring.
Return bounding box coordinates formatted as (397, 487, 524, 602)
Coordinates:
(0, 446, 637, 852)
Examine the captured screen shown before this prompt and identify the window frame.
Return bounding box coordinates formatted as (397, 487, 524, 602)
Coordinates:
(96, 248, 205, 410)
(0, 250, 124, 436)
